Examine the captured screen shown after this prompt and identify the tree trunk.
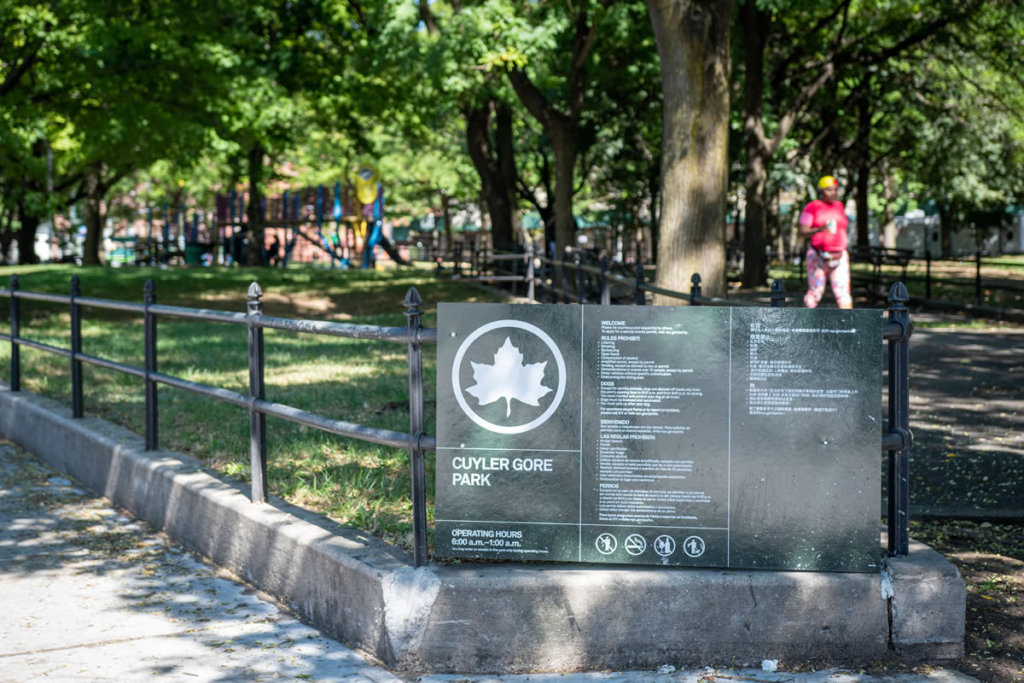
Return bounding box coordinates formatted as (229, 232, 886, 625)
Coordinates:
(507, 0, 596, 261)
(550, 120, 577, 258)
(496, 104, 520, 248)
(0, 207, 12, 264)
(15, 140, 48, 265)
(854, 84, 871, 248)
(15, 205, 40, 265)
(441, 191, 453, 254)
(82, 167, 106, 266)
(647, 0, 732, 301)
(244, 143, 266, 266)
(881, 168, 897, 248)
(938, 204, 954, 258)
(740, 0, 769, 288)
(464, 101, 517, 253)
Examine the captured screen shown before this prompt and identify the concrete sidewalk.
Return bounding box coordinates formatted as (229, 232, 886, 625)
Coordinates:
(0, 441, 977, 683)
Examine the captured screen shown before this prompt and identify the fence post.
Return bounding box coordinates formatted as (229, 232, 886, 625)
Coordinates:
(246, 282, 268, 504)
(887, 282, 911, 556)
(975, 248, 982, 307)
(576, 253, 586, 304)
(524, 243, 535, 302)
(9, 274, 19, 391)
(144, 279, 159, 451)
(547, 242, 557, 303)
(690, 273, 703, 305)
(600, 255, 610, 306)
(453, 243, 463, 278)
(634, 263, 646, 305)
(561, 248, 570, 303)
(924, 248, 932, 300)
(405, 288, 429, 567)
(770, 279, 786, 307)
(70, 275, 83, 418)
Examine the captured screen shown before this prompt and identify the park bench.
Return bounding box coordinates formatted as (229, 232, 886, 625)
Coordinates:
(851, 245, 914, 302)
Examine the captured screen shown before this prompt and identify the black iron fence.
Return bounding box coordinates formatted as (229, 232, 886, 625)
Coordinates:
(0, 274, 435, 565)
(1, 274, 913, 562)
(450, 244, 766, 307)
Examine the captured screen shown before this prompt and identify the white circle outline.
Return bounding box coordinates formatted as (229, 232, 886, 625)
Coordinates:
(653, 534, 676, 557)
(595, 533, 617, 555)
(624, 534, 647, 556)
(683, 535, 706, 558)
(451, 319, 567, 435)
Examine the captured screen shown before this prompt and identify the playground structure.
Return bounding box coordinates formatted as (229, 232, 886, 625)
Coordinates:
(107, 175, 443, 269)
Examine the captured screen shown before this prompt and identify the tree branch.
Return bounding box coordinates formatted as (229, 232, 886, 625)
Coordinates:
(0, 38, 45, 97)
(507, 68, 556, 129)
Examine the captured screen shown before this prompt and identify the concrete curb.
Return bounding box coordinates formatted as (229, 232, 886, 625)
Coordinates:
(0, 385, 966, 674)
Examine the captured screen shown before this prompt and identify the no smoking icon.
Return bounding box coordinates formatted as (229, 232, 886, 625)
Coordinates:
(624, 534, 647, 556)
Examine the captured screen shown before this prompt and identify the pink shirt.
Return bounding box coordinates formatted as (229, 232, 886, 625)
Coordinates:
(799, 199, 849, 252)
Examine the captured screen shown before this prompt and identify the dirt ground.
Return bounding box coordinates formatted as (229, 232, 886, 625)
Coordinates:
(900, 316, 1023, 682)
(912, 519, 1024, 682)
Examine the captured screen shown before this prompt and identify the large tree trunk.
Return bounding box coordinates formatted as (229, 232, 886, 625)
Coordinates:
(550, 120, 577, 258)
(740, 0, 769, 288)
(465, 101, 517, 253)
(82, 167, 106, 266)
(244, 143, 266, 266)
(647, 0, 733, 301)
(496, 104, 520, 248)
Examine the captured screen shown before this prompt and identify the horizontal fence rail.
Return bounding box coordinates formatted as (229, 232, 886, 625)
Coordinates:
(1, 274, 912, 563)
(0, 274, 436, 566)
(452, 244, 756, 307)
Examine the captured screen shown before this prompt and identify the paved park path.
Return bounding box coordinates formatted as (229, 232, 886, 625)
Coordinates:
(0, 444, 977, 682)
(905, 314, 1024, 519)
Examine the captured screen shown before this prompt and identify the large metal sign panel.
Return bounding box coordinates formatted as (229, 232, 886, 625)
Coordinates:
(435, 304, 883, 572)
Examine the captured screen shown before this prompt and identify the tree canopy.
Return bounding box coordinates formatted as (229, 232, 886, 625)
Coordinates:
(2, 0, 1023, 282)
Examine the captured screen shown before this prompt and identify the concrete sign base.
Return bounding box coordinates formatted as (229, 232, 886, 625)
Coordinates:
(0, 386, 965, 673)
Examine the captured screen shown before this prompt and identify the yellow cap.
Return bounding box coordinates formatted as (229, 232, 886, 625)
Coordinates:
(817, 175, 838, 190)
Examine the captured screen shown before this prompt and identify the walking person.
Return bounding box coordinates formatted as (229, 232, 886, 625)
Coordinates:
(798, 175, 853, 309)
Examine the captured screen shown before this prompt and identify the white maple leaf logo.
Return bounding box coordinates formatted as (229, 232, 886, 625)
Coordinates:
(465, 337, 553, 418)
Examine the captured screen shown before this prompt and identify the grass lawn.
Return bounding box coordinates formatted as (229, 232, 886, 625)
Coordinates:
(0, 264, 513, 553)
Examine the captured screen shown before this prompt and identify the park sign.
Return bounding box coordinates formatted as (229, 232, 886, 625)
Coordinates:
(435, 304, 884, 572)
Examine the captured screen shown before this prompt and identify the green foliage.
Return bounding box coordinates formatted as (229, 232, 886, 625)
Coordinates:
(3, 0, 1024, 270)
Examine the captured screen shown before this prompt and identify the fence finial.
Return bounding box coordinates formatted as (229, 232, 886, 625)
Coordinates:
(247, 281, 263, 300)
(770, 279, 786, 307)
(70, 274, 81, 296)
(690, 273, 702, 304)
(10, 273, 18, 288)
(144, 278, 155, 303)
(888, 281, 909, 307)
(404, 286, 423, 310)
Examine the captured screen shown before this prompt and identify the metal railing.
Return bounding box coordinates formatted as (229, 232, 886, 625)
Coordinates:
(452, 243, 773, 307)
(1, 274, 913, 561)
(0, 274, 435, 566)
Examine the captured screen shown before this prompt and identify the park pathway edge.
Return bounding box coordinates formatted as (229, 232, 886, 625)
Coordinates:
(0, 384, 966, 674)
